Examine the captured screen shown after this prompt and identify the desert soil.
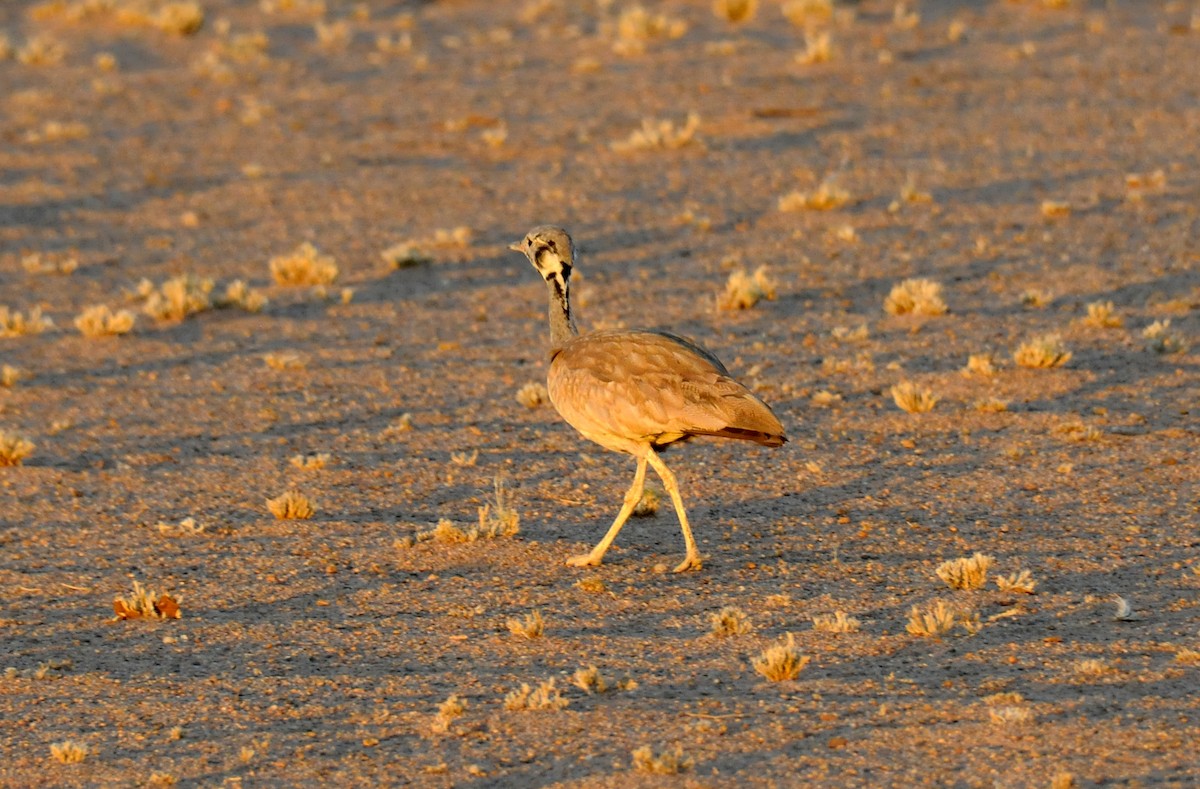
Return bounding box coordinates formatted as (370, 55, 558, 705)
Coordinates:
(2, 0, 1199, 786)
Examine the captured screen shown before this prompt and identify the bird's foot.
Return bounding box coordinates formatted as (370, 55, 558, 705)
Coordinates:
(566, 552, 603, 568)
(672, 553, 704, 573)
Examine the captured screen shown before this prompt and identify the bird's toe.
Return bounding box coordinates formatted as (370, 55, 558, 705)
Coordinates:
(672, 554, 704, 573)
(566, 553, 603, 568)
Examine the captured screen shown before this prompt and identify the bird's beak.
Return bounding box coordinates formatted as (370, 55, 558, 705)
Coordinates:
(508, 240, 525, 253)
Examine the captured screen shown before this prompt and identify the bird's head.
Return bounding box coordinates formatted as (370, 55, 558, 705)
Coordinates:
(509, 225, 575, 290)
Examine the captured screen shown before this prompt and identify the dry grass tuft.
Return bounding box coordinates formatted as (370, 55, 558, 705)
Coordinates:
(49, 740, 89, 764)
(1, 365, 22, 387)
(1041, 200, 1071, 218)
(0, 306, 54, 337)
(713, 0, 756, 22)
(632, 486, 659, 517)
(962, 352, 997, 376)
(884, 278, 947, 316)
(17, 35, 67, 65)
(1013, 334, 1071, 368)
(113, 579, 181, 620)
(1142, 320, 1187, 354)
(266, 490, 316, 520)
(612, 5, 688, 55)
(573, 665, 610, 694)
(516, 382, 550, 408)
(936, 552, 995, 590)
(778, 176, 849, 211)
(717, 267, 776, 310)
(507, 610, 544, 639)
(74, 305, 135, 337)
(1021, 289, 1053, 309)
(995, 569, 1037, 594)
(974, 397, 1009, 413)
(290, 452, 330, 470)
(0, 430, 36, 466)
(890, 381, 938, 413)
(632, 744, 693, 775)
(270, 242, 339, 286)
(263, 352, 305, 371)
(1173, 648, 1200, 665)
(782, 0, 833, 27)
(156, 517, 205, 537)
(1082, 300, 1122, 328)
(477, 476, 520, 538)
(752, 633, 810, 681)
(22, 252, 79, 275)
(906, 600, 964, 637)
(219, 280, 268, 312)
(610, 112, 700, 151)
(431, 694, 466, 733)
(1074, 658, 1113, 677)
(504, 679, 569, 711)
(710, 606, 752, 636)
(795, 30, 833, 64)
(989, 705, 1034, 725)
(381, 242, 431, 269)
(812, 610, 861, 633)
(140, 275, 214, 321)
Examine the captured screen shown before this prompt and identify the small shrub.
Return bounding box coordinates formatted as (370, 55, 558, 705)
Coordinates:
(49, 740, 88, 764)
(504, 679, 568, 711)
(266, 490, 315, 520)
(1020, 289, 1053, 309)
(963, 353, 997, 376)
(1074, 658, 1113, 677)
(1013, 334, 1071, 368)
(974, 397, 1009, 413)
(290, 452, 330, 470)
(906, 600, 958, 637)
(936, 552, 995, 590)
(713, 0, 756, 23)
(752, 633, 810, 681)
(717, 267, 776, 310)
(113, 579, 181, 620)
(476, 476, 519, 538)
(632, 744, 692, 775)
(1082, 300, 1121, 328)
(710, 606, 752, 636)
(75, 305, 135, 337)
(612, 5, 687, 55)
(573, 665, 610, 694)
(812, 610, 861, 633)
(610, 112, 700, 151)
(994, 570, 1037, 594)
(1142, 320, 1187, 354)
(631, 486, 659, 517)
(781, 0, 833, 28)
(0, 365, 21, 386)
(0, 306, 54, 337)
(795, 31, 833, 64)
(218, 280, 268, 312)
(516, 382, 550, 408)
(269, 242, 339, 286)
(989, 705, 1034, 725)
(141, 275, 213, 321)
(890, 381, 938, 413)
(0, 430, 35, 466)
(884, 278, 947, 316)
(507, 610, 544, 639)
(778, 176, 849, 211)
(431, 694, 466, 733)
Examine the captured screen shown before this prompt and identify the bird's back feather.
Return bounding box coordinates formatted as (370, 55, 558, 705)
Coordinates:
(548, 329, 786, 453)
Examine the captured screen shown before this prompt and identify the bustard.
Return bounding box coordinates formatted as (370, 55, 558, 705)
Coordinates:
(510, 225, 786, 572)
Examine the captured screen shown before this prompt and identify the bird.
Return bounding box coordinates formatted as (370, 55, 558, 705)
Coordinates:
(509, 225, 786, 572)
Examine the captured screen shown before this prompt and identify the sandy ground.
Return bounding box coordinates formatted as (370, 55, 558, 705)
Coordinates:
(2, 0, 1199, 786)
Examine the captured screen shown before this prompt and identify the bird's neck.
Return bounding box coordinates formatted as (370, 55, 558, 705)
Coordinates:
(546, 275, 578, 349)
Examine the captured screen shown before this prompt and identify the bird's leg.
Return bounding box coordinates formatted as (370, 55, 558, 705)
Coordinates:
(566, 454, 647, 568)
(644, 448, 702, 572)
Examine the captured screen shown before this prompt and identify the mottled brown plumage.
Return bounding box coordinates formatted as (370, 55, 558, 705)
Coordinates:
(511, 225, 786, 571)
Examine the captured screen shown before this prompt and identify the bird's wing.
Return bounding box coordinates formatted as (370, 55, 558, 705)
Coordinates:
(548, 330, 784, 448)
